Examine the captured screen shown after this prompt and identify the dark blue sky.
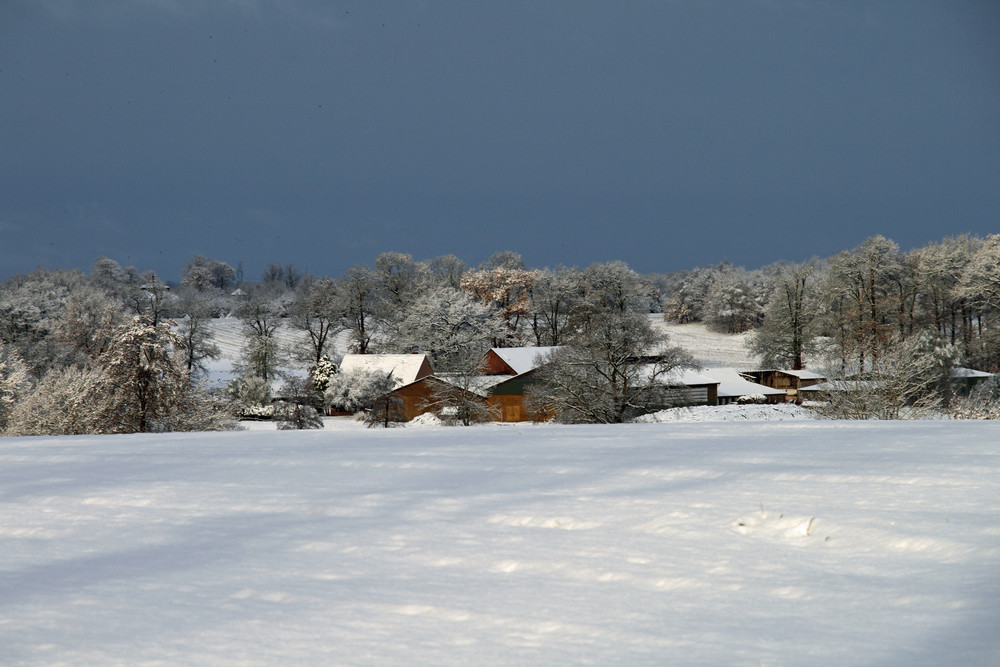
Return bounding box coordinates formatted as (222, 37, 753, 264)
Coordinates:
(2, 0, 998, 281)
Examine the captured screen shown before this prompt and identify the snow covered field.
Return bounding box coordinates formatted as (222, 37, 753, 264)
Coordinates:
(1, 421, 998, 665)
(656, 319, 759, 368)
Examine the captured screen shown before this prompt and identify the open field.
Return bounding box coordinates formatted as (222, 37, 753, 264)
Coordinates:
(1, 420, 998, 665)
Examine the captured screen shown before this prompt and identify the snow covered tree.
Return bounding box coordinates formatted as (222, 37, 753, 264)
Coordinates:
(311, 354, 338, 394)
(4, 365, 104, 435)
(272, 377, 324, 430)
(173, 287, 220, 377)
(528, 266, 581, 346)
(181, 255, 237, 292)
(7, 315, 230, 435)
(324, 370, 397, 415)
(92, 316, 192, 433)
(337, 265, 385, 354)
(748, 260, 823, 369)
(461, 265, 539, 342)
(422, 254, 468, 290)
(234, 285, 287, 384)
(530, 311, 694, 423)
(957, 234, 1000, 370)
(823, 236, 905, 374)
(90, 257, 130, 297)
(398, 287, 508, 367)
(662, 265, 718, 323)
(379, 287, 506, 425)
(819, 330, 959, 420)
(261, 262, 303, 289)
(374, 251, 422, 311)
(226, 376, 273, 418)
(578, 261, 652, 316)
(422, 375, 498, 426)
(274, 400, 323, 429)
(949, 375, 1000, 420)
(0, 342, 31, 432)
(123, 271, 172, 325)
(703, 267, 762, 334)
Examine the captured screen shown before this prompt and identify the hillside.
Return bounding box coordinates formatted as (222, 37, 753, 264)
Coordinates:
(200, 316, 762, 390)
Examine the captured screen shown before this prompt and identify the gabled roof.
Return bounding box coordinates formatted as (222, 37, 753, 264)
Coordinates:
(486, 347, 561, 376)
(778, 369, 827, 381)
(660, 368, 721, 387)
(340, 354, 433, 390)
(799, 380, 882, 393)
(704, 367, 787, 398)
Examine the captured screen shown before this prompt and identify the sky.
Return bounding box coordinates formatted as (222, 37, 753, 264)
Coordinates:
(2, 0, 998, 282)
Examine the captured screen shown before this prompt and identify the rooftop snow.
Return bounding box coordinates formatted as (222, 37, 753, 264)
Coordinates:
(340, 354, 430, 389)
(490, 346, 561, 375)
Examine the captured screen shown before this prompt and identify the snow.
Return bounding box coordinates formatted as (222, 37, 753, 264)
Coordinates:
(637, 403, 817, 422)
(2, 421, 998, 665)
(340, 354, 431, 389)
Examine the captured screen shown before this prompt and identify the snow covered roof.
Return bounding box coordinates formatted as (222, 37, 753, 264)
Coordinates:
(703, 367, 787, 398)
(951, 367, 994, 379)
(798, 380, 882, 393)
(778, 369, 827, 380)
(489, 347, 560, 375)
(661, 368, 721, 387)
(339, 354, 432, 390)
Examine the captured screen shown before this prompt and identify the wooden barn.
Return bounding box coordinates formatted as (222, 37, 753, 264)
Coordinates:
(744, 369, 827, 403)
(479, 347, 561, 422)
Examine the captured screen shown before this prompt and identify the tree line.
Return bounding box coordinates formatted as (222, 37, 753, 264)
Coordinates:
(1, 233, 999, 433)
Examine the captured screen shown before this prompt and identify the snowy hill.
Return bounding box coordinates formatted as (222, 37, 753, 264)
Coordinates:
(2, 422, 997, 665)
(198, 317, 352, 388)
(652, 318, 760, 369)
(200, 316, 761, 388)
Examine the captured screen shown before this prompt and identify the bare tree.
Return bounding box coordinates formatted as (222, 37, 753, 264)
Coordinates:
(289, 276, 345, 366)
(530, 311, 694, 423)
